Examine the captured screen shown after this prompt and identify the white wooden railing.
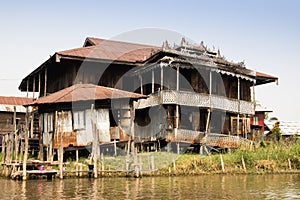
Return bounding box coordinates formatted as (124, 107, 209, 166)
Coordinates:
(134, 90, 255, 115)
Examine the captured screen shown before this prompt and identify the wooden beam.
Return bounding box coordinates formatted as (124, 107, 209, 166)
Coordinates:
(160, 65, 163, 90)
(44, 68, 47, 97)
(32, 76, 35, 99)
(38, 73, 41, 99)
(176, 66, 179, 91)
(151, 70, 154, 93)
(26, 79, 29, 99)
(209, 70, 212, 95)
(139, 75, 143, 95)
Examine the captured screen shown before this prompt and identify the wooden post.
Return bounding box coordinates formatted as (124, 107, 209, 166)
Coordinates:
(13, 106, 18, 161)
(101, 153, 104, 176)
(288, 158, 292, 170)
(220, 154, 225, 172)
(59, 112, 64, 179)
(1, 134, 6, 163)
(79, 163, 83, 177)
(76, 149, 79, 177)
(237, 78, 240, 136)
(8, 132, 13, 164)
(19, 129, 24, 163)
(242, 155, 246, 172)
(160, 64, 163, 90)
(151, 69, 154, 93)
(134, 147, 139, 177)
(38, 115, 43, 161)
(38, 73, 41, 98)
(176, 66, 179, 91)
(32, 76, 35, 100)
(114, 139, 117, 157)
(172, 153, 176, 171)
(151, 153, 155, 171)
(205, 109, 211, 135)
(209, 70, 212, 95)
(22, 112, 29, 180)
(44, 68, 47, 97)
(139, 75, 143, 95)
(91, 104, 98, 178)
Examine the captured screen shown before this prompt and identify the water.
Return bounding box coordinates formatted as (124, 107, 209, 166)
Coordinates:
(0, 174, 299, 199)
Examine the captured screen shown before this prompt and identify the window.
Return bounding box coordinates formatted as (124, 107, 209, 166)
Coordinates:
(73, 111, 85, 130)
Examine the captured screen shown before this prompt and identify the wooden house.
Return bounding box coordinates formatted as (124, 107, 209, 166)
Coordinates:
(27, 84, 145, 160)
(18, 37, 278, 151)
(0, 96, 33, 147)
(250, 104, 273, 141)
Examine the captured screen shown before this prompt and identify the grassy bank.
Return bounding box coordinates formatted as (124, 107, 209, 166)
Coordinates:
(1, 140, 299, 178)
(156, 140, 300, 176)
(59, 140, 300, 177)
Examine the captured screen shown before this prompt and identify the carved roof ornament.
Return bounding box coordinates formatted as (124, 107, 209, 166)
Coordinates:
(181, 37, 187, 46)
(162, 40, 171, 49)
(199, 41, 206, 52)
(217, 49, 221, 58)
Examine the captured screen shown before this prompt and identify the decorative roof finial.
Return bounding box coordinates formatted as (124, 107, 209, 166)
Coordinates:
(181, 37, 186, 46)
(217, 49, 221, 58)
(162, 40, 171, 49)
(200, 41, 206, 51)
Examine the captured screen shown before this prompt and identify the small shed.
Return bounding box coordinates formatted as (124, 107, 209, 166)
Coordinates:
(28, 84, 145, 160)
(265, 120, 300, 138)
(0, 96, 33, 134)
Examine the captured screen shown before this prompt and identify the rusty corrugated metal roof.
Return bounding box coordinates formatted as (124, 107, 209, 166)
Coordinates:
(0, 96, 33, 113)
(29, 84, 146, 105)
(0, 96, 33, 105)
(256, 71, 278, 85)
(58, 38, 160, 63)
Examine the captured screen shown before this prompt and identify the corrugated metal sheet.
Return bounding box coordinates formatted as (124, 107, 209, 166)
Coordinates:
(0, 96, 33, 105)
(265, 120, 300, 136)
(58, 38, 160, 63)
(29, 84, 146, 105)
(0, 96, 33, 112)
(0, 104, 27, 113)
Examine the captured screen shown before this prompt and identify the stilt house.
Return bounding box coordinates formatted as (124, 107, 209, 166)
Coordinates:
(19, 37, 278, 152)
(27, 84, 145, 160)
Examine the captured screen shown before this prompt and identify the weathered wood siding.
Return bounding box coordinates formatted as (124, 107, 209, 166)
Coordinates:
(0, 112, 26, 135)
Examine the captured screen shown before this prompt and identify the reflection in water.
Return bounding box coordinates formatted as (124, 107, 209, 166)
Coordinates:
(0, 174, 299, 199)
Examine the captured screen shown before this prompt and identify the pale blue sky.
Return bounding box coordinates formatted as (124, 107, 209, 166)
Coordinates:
(1, 0, 299, 120)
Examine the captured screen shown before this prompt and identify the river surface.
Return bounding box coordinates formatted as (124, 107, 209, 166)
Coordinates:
(0, 174, 299, 199)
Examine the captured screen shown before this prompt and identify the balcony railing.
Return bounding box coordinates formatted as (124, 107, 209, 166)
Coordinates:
(135, 90, 255, 115)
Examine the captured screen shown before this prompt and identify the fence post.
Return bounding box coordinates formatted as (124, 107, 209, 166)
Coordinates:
(220, 154, 225, 172)
(242, 155, 246, 172)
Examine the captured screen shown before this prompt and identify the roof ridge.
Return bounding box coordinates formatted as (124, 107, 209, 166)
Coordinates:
(85, 37, 160, 48)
